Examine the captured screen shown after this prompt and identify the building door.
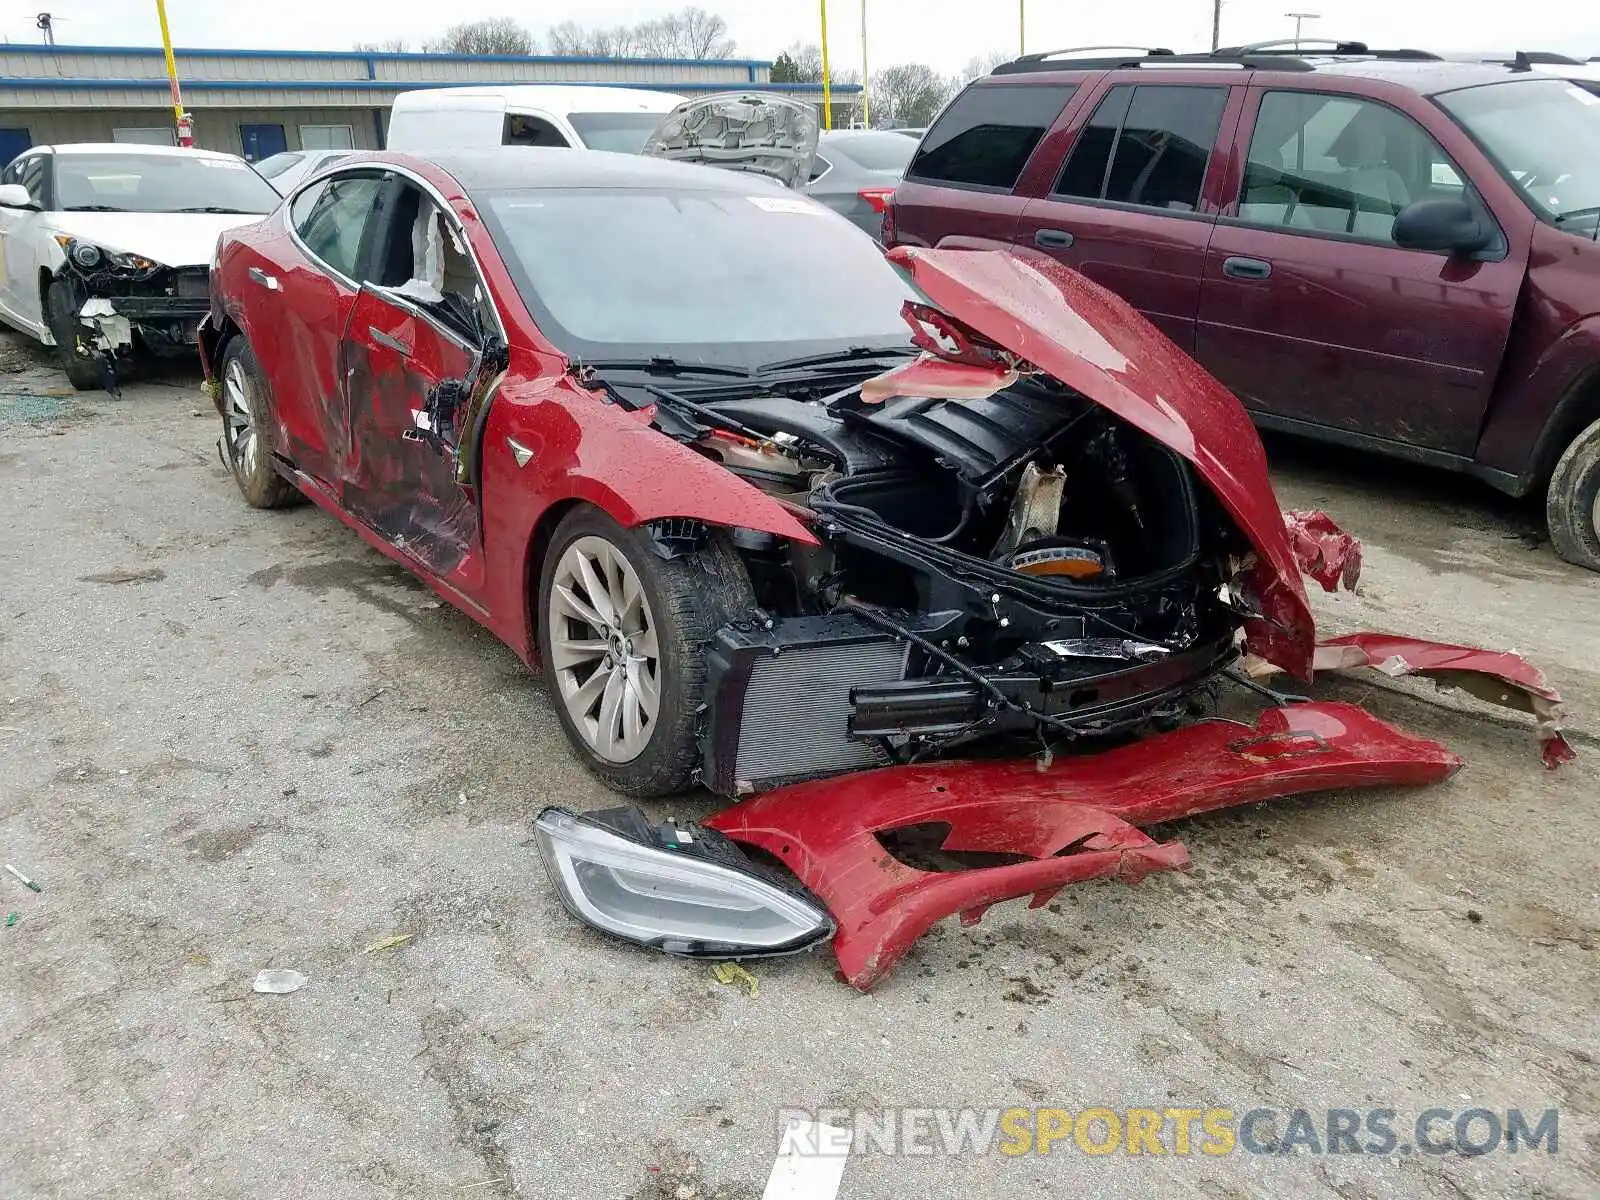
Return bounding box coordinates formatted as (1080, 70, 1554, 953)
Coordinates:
(0, 128, 32, 168)
(240, 123, 288, 162)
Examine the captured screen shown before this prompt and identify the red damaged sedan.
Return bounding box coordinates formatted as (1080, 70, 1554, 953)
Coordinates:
(200, 142, 1563, 989)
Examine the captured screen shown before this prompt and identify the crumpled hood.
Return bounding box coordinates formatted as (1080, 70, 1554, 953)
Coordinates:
(886, 245, 1315, 678)
(642, 93, 820, 190)
(45, 211, 264, 268)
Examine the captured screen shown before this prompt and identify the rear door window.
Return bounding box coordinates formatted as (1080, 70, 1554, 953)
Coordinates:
(1055, 84, 1229, 212)
(504, 113, 570, 147)
(293, 172, 385, 280)
(906, 84, 1077, 191)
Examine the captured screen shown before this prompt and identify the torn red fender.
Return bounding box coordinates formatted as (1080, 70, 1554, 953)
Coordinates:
(1285, 509, 1363, 592)
(1311, 633, 1576, 769)
(860, 354, 1018, 403)
(706, 702, 1460, 991)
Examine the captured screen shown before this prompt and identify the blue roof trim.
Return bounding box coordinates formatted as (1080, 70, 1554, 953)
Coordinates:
(10, 43, 773, 69)
(0, 77, 862, 95)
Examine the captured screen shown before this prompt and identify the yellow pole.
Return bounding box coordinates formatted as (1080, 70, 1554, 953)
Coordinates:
(1019, 0, 1026, 55)
(859, 0, 870, 128)
(819, 0, 833, 130)
(154, 0, 191, 146)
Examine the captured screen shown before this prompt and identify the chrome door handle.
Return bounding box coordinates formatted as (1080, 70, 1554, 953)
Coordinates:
(368, 325, 410, 356)
(247, 267, 280, 291)
(1034, 228, 1074, 249)
(1222, 256, 1272, 280)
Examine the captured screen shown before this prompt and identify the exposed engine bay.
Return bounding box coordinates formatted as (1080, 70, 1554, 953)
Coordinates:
(596, 364, 1248, 796)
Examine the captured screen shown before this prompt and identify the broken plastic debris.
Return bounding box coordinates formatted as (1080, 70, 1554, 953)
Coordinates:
(363, 933, 414, 955)
(710, 962, 760, 998)
(5, 913, 17, 928)
(253, 968, 309, 994)
(1284, 509, 1363, 592)
(4, 864, 41, 893)
(184, 951, 211, 967)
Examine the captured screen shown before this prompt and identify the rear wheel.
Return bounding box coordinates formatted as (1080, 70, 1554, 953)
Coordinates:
(1546, 416, 1600, 572)
(44, 278, 105, 392)
(219, 336, 300, 509)
(536, 507, 754, 796)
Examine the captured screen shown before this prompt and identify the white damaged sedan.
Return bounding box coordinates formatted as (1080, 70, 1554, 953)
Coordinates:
(0, 143, 280, 391)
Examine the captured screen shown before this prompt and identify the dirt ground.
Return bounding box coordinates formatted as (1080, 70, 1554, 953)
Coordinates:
(1, 334, 1595, 1199)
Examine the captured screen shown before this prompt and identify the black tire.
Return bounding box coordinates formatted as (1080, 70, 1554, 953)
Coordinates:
(44, 278, 106, 391)
(1546, 415, 1600, 572)
(536, 507, 755, 797)
(218, 335, 300, 509)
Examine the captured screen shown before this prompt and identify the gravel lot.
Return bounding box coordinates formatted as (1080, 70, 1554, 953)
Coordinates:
(2, 334, 1596, 1199)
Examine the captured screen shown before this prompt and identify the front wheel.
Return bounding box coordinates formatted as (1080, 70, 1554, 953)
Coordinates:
(536, 507, 755, 796)
(44, 279, 105, 392)
(1546, 416, 1600, 572)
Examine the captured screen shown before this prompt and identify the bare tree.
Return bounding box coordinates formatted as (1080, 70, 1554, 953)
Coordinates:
(958, 50, 1010, 83)
(424, 17, 536, 56)
(869, 63, 955, 127)
(548, 7, 736, 60)
(777, 41, 860, 86)
(354, 38, 409, 53)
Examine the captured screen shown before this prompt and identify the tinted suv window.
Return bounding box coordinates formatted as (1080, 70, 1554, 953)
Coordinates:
(1238, 92, 1465, 242)
(1056, 85, 1227, 212)
(907, 84, 1076, 190)
(295, 174, 383, 279)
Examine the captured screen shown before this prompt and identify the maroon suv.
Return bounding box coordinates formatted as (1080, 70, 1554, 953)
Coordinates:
(886, 45, 1600, 570)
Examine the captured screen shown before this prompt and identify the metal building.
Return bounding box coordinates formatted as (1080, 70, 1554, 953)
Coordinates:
(0, 44, 858, 163)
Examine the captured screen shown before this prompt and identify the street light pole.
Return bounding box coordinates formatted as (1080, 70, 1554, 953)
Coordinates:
(1019, 0, 1026, 55)
(860, 0, 870, 128)
(1285, 11, 1319, 47)
(1211, 0, 1223, 51)
(819, 0, 833, 131)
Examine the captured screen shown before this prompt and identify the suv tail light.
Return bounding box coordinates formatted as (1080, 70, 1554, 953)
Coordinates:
(858, 187, 895, 214)
(876, 190, 898, 244)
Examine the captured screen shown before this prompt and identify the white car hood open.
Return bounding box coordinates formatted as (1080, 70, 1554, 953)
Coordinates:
(45, 211, 264, 268)
(642, 93, 820, 191)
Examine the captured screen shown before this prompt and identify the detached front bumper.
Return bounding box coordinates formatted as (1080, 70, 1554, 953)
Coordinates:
(706, 701, 1460, 989)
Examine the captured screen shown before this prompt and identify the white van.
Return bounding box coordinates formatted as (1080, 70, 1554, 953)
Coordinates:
(385, 85, 683, 155)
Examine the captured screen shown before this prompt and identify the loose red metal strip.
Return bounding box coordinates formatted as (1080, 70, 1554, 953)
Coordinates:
(707, 702, 1459, 991)
(1284, 509, 1363, 592)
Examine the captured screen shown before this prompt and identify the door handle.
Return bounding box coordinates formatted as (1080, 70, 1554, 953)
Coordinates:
(1034, 228, 1075, 249)
(247, 266, 280, 291)
(1222, 256, 1272, 280)
(368, 325, 410, 356)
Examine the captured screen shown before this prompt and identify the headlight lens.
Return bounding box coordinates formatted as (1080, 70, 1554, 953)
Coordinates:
(53, 236, 160, 276)
(534, 806, 834, 957)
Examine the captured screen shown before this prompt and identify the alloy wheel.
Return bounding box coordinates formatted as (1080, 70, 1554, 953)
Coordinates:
(223, 357, 258, 476)
(548, 535, 661, 763)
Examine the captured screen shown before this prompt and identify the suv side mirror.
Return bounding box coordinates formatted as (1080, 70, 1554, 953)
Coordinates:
(1393, 198, 1491, 254)
(0, 183, 35, 209)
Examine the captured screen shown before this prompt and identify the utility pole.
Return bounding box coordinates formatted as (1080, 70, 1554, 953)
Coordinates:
(154, 0, 194, 147)
(1019, 0, 1026, 55)
(1285, 11, 1319, 47)
(1211, 0, 1222, 51)
(859, 0, 870, 128)
(35, 12, 55, 46)
(819, 0, 833, 130)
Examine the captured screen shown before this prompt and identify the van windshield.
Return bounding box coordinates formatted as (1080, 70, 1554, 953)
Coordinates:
(568, 112, 669, 154)
(1437, 78, 1600, 234)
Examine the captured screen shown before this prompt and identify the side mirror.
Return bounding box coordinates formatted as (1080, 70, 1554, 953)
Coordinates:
(1393, 198, 1492, 254)
(0, 183, 35, 209)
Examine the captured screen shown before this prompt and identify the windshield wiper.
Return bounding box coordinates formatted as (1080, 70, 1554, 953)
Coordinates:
(62, 204, 128, 212)
(577, 356, 753, 379)
(173, 206, 262, 214)
(757, 344, 918, 374)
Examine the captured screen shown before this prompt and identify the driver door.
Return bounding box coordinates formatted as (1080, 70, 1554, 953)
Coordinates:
(337, 177, 502, 598)
(0, 153, 50, 335)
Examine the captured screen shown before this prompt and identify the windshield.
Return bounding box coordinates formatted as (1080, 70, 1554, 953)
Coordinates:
(254, 152, 303, 180)
(54, 152, 282, 214)
(480, 188, 915, 371)
(567, 112, 670, 154)
(1437, 78, 1600, 231)
(826, 132, 917, 174)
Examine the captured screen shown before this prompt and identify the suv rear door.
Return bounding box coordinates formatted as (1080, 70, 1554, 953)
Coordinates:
(1015, 77, 1242, 352)
(892, 81, 1082, 249)
(1195, 83, 1527, 455)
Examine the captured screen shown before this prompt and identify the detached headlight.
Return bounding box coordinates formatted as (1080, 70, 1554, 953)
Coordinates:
(53, 236, 160, 276)
(534, 806, 834, 958)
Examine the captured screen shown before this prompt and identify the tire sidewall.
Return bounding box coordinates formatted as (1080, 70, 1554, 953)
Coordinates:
(1547, 418, 1600, 571)
(45, 279, 102, 389)
(218, 336, 291, 508)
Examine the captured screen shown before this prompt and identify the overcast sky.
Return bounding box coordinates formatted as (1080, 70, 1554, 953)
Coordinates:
(7, 1, 1598, 72)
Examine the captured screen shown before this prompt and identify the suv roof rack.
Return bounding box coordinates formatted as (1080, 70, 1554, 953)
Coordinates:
(992, 48, 1316, 74)
(1217, 39, 1441, 60)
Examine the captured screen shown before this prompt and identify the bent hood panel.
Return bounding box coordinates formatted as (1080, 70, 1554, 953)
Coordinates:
(642, 93, 820, 191)
(45, 211, 264, 268)
(886, 245, 1314, 678)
